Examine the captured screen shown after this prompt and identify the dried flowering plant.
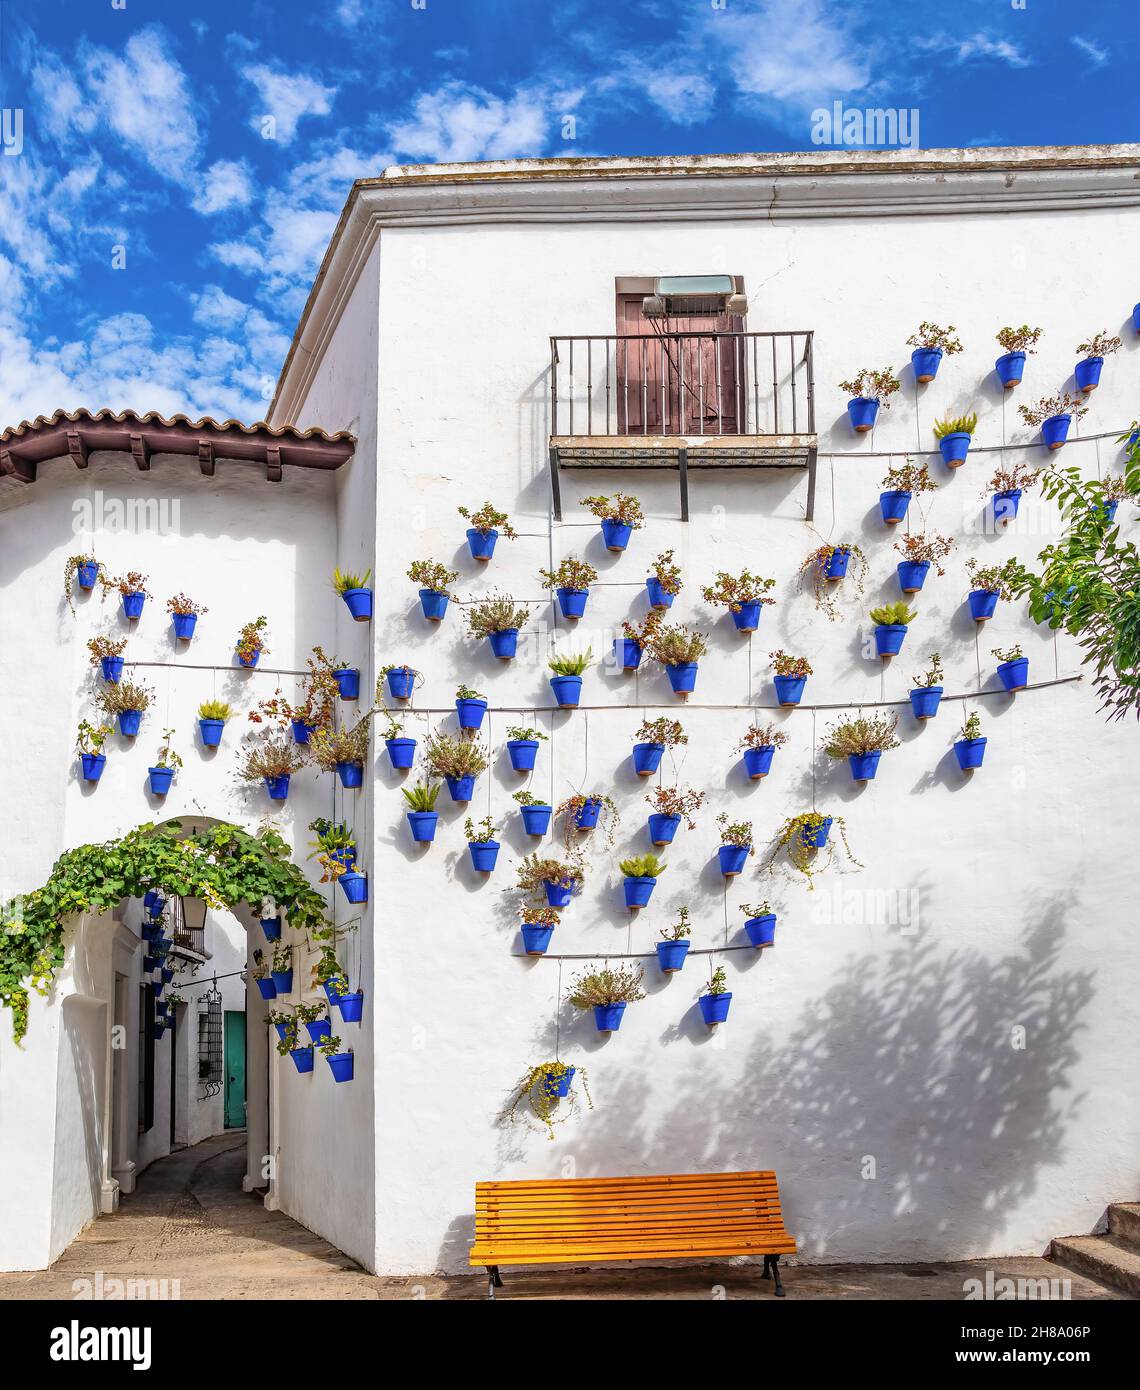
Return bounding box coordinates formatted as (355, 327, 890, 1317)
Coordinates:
(770, 650, 813, 679)
(645, 785, 705, 830)
(458, 502, 518, 538)
(580, 493, 645, 528)
(907, 321, 963, 354)
(407, 559, 459, 595)
(735, 724, 789, 752)
(701, 570, 776, 613)
(894, 532, 955, 575)
(838, 367, 900, 404)
(1017, 392, 1089, 428)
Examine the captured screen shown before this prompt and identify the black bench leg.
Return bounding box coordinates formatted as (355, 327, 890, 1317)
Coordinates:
(769, 1255, 785, 1297)
(486, 1266, 503, 1300)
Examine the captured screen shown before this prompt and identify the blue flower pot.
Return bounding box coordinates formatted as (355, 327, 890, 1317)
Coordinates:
(330, 846, 356, 872)
(645, 577, 675, 610)
(520, 804, 552, 836)
(939, 432, 971, 466)
(632, 742, 664, 776)
(997, 657, 1029, 691)
(601, 519, 632, 552)
(237, 650, 259, 669)
(875, 623, 907, 656)
(897, 560, 930, 593)
(341, 587, 373, 621)
(161, 967, 173, 984)
(656, 940, 690, 973)
(489, 629, 518, 660)
(879, 490, 911, 525)
(264, 775, 290, 802)
(623, 876, 656, 909)
(909, 686, 943, 720)
(271, 969, 293, 994)
(172, 612, 197, 640)
(718, 844, 750, 876)
(151, 939, 170, 959)
(1134, 304, 1140, 335)
(699, 992, 732, 1025)
(469, 840, 500, 873)
(336, 761, 364, 789)
(256, 978, 277, 1001)
(593, 1003, 626, 1032)
(419, 588, 450, 621)
(995, 351, 1025, 389)
(666, 662, 698, 694)
(147, 766, 174, 796)
(647, 813, 680, 846)
(731, 600, 762, 632)
(911, 347, 942, 382)
(305, 1019, 332, 1045)
(1103, 500, 1120, 522)
(80, 753, 106, 782)
(1041, 413, 1071, 450)
(117, 709, 142, 737)
(386, 668, 417, 700)
(291, 718, 315, 744)
(574, 797, 602, 830)
(445, 774, 475, 802)
(993, 488, 1022, 525)
(456, 696, 487, 729)
(544, 880, 574, 908)
(466, 527, 498, 561)
(199, 718, 224, 748)
(849, 751, 882, 782)
(774, 674, 806, 705)
(76, 561, 99, 589)
(334, 668, 360, 700)
(1075, 355, 1103, 392)
(143, 955, 158, 972)
(556, 587, 589, 619)
(550, 674, 583, 708)
(289, 1048, 313, 1073)
(614, 637, 642, 670)
(260, 917, 282, 941)
(121, 590, 146, 620)
(955, 737, 987, 770)
(822, 547, 851, 579)
(338, 871, 368, 904)
(743, 745, 776, 780)
(847, 397, 879, 432)
(321, 980, 346, 1005)
(968, 589, 999, 622)
(801, 816, 833, 849)
(336, 992, 364, 1023)
(522, 923, 554, 956)
(744, 914, 777, 948)
(143, 890, 161, 909)
(408, 812, 439, 843)
(275, 1023, 290, 1044)
(386, 736, 416, 769)
(100, 655, 124, 683)
(507, 738, 539, 772)
(542, 1065, 574, 1097)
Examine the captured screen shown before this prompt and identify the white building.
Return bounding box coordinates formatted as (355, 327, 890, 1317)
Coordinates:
(1, 145, 1138, 1279)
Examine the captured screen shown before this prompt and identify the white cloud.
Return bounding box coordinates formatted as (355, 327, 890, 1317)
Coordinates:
(913, 31, 1031, 70)
(387, 82, 548, 162)
(192, 159, 255, 215)
(705, 0, 870, 106)
(241, 63, 336, 143)
(1071, 36, 1108, 67)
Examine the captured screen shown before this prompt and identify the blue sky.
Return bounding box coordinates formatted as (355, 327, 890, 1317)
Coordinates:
(1, 0, 1136, 428)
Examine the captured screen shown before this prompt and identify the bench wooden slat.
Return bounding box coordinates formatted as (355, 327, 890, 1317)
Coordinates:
(476, 1172, 777, 1192)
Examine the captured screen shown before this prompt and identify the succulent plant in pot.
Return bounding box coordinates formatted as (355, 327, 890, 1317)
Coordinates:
(100, 569, 151, 619)
(196, 699, 233, 749)
(465, 815, 502, 873)
(994, 324, 1043, 389)
(97, 679, 153, 738)
(539, 555, 599, 620)
(619, 852, 666, 910)
(985, 461, 1041, 527)
(235, 615, 269, 668)
(556, 793, 619, 848)
(763, 812, 861, 891)
(735, 723, 789, 781)
(644, 785, 705, 846)
(76, 718, 112, 782)
(519, 905, 560, 957)
(237, 734, 305, 802)
(631, 715, 686, 776)
(646, 624, 708, 698)
(310, 717, 372, 790)
(822, 713, 900, 783)
(567, 964, 646, 1034)
(466, 593, 532, 661)
(839, 367, 900, 432)
(580, 492, 645, 552)
(699, 966, 733, 1025)
(548, 647, 592, 708)
(954, 711, 987, 770)
(408, 558, 459, 621)
(458, 501, 518, 561)
(1017, 391, 1089, 451)
(657, 905, 693, 973)
(932, 411, 978, 467)
(307, 818, 357, 881)
(507, 1059, 591, 1141)
(965, 557, 1024, 623)
(992, 643, 1029, 692)
(88, 634, 128, 683)
(909, 653, 945, 721)
(798, 544, 866, 619)
(906, 320, 963, 383)
(716, 812, 754, 877)
(646, 548, 683, 610)
(505, 723, 547, 773)
(1073, 330, 1122, 393)
(333, 566, 373, 621)
(425, 732, 489, 802)
(770, 650, 813, 704)
(869, 600, 916, 657)
(516, 853, 584, 908)
(894, 531, 954, 593)
(403, 780, 442, 842)
(166, 593, 208, 642)
(879, 458, 937, 525)
(700, 569, 777, 634)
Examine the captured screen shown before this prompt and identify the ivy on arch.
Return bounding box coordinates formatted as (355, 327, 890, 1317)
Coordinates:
(1, 819, 331, 1044)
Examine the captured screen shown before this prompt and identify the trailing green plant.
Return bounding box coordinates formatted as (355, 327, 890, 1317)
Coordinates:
(198, 699, 233, 722)
(798, 543, 867, 619)
(960, 712, 983, 741)
(907, 321, 963, 355)
(236, 735, 305, 783)
(63, 554, 101, 612)
(764, 812, 861, 891)
(992, 644, 1025, 664)
(987, 462, 1041, 496)
(270, 1011, 299, 1056)
(401, 781, 441, 812)
(507, 1060, 591, 1142)
(838, 367, 900, 404)
(735, 723, 789, 752)
(647, 548, 683, 595)
(822, 714, 900, 758)
(647, 624, 708, 665)
(458, 502, 518, 538)
(702, 966, 730, 997)
(506, 725, 547, 742)
(740, 901, 772, 919)
(645, 785, 705, 829)
(295, 1001, 326, 1026)
(770, 650, 813, 679)
(881, 459, 937, 494)
(548, 647, 593, 677)
(87, 635, 127, 666)
(701, 570, 776, 613)
(556, 794, 619, 849)
(996, 325, 1043, 355)
(310, 717, 372, 772)
(715, 813, 753, 851)
(407, 559, 459, 595)
(455, 683, 485, 703)
(516, 854, 584, 896)
(1017, 392, 1089, 429)
(965, 558, 1025, 599)
(894, 532, 955, 574)
(567, 965, 645, 1009)
(660, 906, 691, 942)
(513, 790, 550, 807)
(580, 493, 645, 528)
(912, 653, 944, 689)
(538, 556, 598, 592)
(317, 1034, 345, 1059)
(869, 601, 917, 626)
(932, 412, 978, 440)
(464, 816, 500, 844)
(332, 566, 371, 595)
(377, 663, 420, 695)
(633, 717, 686, 748)
(235, 616, 269, 663)
(617, 853, 667, 879)
(378, 712, 406, 743)
(313, 944, 349, 998)
(166, 593, 207, 616)
(1076, 331, 1122, 359)
(76, 719, 112, 756)
(97, 680, 153, 718)
(153, 728, 182, 772)
(425, 734, 488, 779)
(466, 594, 532, 639)
(100, 570, 150, 600)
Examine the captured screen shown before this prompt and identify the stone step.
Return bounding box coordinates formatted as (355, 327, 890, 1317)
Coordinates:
(1050, 1234, 1140, 1298)
(1108, 1203, 1140, 1249)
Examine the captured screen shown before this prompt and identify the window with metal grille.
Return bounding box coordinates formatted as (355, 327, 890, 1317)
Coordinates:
(198, 984, 223, 1099)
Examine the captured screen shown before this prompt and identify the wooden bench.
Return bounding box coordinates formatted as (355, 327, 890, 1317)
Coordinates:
(470, 1169, 796, 1297)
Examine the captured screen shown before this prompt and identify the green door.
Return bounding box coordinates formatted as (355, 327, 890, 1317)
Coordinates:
(224, 1011, 247, 1129)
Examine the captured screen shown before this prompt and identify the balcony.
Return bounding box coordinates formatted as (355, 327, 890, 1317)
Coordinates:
(548, 330, 818, 519)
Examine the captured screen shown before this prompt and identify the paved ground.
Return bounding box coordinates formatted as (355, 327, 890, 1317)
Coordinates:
(0, 1134, 1127, 1301)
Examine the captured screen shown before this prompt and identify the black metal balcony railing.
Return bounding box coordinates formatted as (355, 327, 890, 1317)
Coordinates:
(550, 330, 815, 439)
(168, 897, 205, 957)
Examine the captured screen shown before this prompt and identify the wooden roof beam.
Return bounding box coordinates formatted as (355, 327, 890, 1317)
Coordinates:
(0, 447, 35, 484)
(129, 433, 151, 471)
(66, 430, 89, 469)
(198, 440, 215, 476)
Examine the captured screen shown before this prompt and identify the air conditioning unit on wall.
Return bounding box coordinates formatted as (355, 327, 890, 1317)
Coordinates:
(641, 275, 748, 318)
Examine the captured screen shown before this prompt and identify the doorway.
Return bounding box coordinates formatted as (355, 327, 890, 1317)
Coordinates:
(224, 1011, 247, 1129)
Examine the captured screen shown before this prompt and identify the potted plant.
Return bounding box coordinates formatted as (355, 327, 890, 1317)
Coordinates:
(986, 461, 1040, 526)
(307, 818, 357, 879)
(870, 601, 916, 656)
(894, 531, 954, 594)
(259, 906, 282, 941)
(646, 548, 683, 610)
(556, 793, 619, 848)
(907, 321, 963, 383)
(313, 946, 349, 1006)
(516, 854, 584, 908)
(879, 459, 937, 525)
(251, 958, 277, 1002)
(402, 781, 442, 842)
(333, 566, 373, 621)
(334, 985, 364, 1024)
(614, 613, 660, 672)
(770, 650, 812, 704)
(631, 716, 686, 776)
(698, 966, 733, 1025)
(455, 683, 489, 730)
(381, 713, 416, 769)
(741, 902, 777, 949)
(643, 785, 703, 846)
(964, 558, 1023, 623)
(701, 569, 776, 633)
(166, 593, 207, 642)
(337, 865, 368, 904)
(839, 367, 900, 432)
(147, 728, 182, 796)
(909, 653, 945, 720)
(505, 724, 546, 773)
(568, 964, 645, 1033)
(465, 816, 501, 873)
(519, 906, 559, 957)
(763, 812, 860, 890)
(320, 1035, 354, 1083)
(514, 790, 554, 836)
(1017, 391, 1089, 450)
(237, 735, 305, 802)
(993, 644, 1029, 691)
(954, 712, 987, 770)
(933, 411, 978, 467)
(97, 679, 153, 738)
(458, 501, 518, 561)
(64, 553, 101, 609)
(295, 1001, 333, 1047)
(822, 714, 900, 783)
(580, 492, 645, 552)
(101, 569, 150, 620)
(798, 544, 867, 620)
(235, 616, 269, 669)
(88, 634, 128, 683)
(716, 812, 753, 877)
(646, 624, 708, 698)
(1099, 473, 1136, 522)
(735, 723, 789, 780)
(408, 559, 459, 621)
(466, 593, 532, 661)
(548, 648, 592, 708)
(310, 717, 371, 789)
(266, 1009, 293, 1045)
(654, 905, 693, 974)
(995, 324, 1043, 389)
(539, 555, 599, 619)
(1074, 330, 1123, 393)
(76, 719, 111, 782)
(507, 1060, 591, 1141)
